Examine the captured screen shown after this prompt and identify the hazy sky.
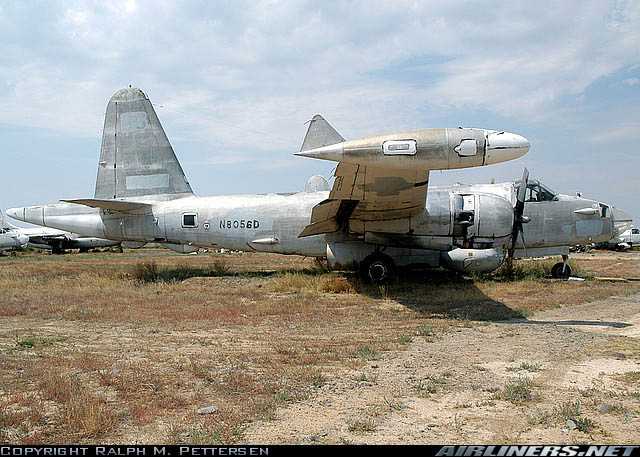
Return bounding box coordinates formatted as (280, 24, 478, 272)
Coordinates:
(1, 1, 639, 225)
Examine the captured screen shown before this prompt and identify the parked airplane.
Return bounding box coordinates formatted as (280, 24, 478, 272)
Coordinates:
(598, 226, 639, 250)
(0, 227, 28, 252)
(5, 86, 527, 265)
(7, 86, 625, 280)
(1, 209, 119, 254)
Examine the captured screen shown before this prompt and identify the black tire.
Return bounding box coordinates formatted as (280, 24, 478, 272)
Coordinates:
(551, 262, 571, 279)
(51, 242, 64, 255)
(360, 254, 395, 283)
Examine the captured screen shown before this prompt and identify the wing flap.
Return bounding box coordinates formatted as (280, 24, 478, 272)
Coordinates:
(299, 165, 429, 237)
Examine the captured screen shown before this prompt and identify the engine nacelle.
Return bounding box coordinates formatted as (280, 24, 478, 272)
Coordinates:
(122, 241, 147, 249)
(327, 242, 506, 275)
(161, 243, 199, 254)
(439, 248, 505, 273)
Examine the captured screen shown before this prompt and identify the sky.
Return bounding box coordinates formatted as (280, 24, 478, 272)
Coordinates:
(1, 0, 639, 226)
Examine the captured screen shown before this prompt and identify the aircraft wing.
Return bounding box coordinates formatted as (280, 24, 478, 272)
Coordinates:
(61, 198, 151, 212)
(299, 163, 429, 237)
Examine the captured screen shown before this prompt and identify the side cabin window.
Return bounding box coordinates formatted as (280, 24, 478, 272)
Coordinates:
(632, 228, 639, 235)
(383, 139, 417, 155)
(454, 139, 478, 157)
(182, 213, 198, 228)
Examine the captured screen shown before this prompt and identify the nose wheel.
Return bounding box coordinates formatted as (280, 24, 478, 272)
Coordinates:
(551, 255, 571, 279)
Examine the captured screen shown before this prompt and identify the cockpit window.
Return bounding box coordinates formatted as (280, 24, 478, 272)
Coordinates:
(523, 180, 557, 202)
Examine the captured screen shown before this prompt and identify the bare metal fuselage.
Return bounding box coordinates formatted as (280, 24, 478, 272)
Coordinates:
(10, 182, 623, 267)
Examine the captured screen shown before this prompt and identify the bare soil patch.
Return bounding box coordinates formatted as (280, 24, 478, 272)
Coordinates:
(1, 248, 639, 443)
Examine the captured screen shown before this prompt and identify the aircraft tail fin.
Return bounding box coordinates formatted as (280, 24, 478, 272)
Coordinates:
(300, 114, 345, 152)
(95, 86, 194, 200)
(0, 209, 18, 230)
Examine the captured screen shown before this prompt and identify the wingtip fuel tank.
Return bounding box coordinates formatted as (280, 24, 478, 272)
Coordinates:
(296, 115, 529, 170)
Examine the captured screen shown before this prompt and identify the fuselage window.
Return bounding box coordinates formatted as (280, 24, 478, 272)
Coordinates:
(632, 228, 639, 235)
(599, 204, 609, 218)
(526, 184, 540, 202)
(182, 213, 198, 228)
(383, 139, 417, 155)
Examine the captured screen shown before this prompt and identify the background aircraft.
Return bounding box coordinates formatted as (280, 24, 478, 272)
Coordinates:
(597, 226, 639, 251)
(0, 227, 28, 252)
(1, 209, 119, 254)
(6, 86, 629, 280)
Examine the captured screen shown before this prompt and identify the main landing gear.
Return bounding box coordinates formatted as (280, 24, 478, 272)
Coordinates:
(551, 254, 571, 279)
(360, 253, 395, 283)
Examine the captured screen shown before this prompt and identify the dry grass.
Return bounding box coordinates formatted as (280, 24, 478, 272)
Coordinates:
(0, 248, 638, 443)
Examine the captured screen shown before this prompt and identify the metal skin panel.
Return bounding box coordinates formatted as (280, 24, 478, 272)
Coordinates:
(0, 209, 117, 251)
(95, 87, 193, 200)
(302, 163, 429, 237)
(8, 180, 629, 269)
(0, 232, 29, 250)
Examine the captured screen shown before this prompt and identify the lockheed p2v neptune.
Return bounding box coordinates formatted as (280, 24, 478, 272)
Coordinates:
(6, 86, 632, 280)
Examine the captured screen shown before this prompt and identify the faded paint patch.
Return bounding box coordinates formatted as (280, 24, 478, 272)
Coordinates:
(576, 219, 604, 236)
(357, 177, 413, 196)
(125, 174, 169, 190)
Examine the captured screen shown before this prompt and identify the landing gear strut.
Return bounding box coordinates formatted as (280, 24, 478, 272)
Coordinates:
(551, 255, 571, 279)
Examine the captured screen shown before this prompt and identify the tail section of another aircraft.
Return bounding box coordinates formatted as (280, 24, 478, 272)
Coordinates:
(0, 209, 18, 230)
(94, 86, 194, 201)
(300, 115, 345, 152)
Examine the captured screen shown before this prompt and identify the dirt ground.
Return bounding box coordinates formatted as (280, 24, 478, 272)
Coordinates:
(1, 248, 639, 444)
(245, 286, 640, 444)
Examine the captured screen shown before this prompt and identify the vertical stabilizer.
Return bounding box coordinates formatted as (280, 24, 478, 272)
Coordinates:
(95, 86, 194, 200)
(300, 114, 345, 152)
(0, 209, 18, 230)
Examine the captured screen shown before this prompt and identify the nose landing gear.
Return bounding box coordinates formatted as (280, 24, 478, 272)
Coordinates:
(551, 255, 571, 279)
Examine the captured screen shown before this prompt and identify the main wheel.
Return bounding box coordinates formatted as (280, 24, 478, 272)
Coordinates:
(51, 241, 64, 255)
(360, 254, 395, 283)
(551, 262, 571, 279)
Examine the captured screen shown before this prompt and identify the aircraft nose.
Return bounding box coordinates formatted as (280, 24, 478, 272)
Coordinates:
(485, 131, 530, 165)
(612, 207, 633, 236)
(5, 207, 23, 221)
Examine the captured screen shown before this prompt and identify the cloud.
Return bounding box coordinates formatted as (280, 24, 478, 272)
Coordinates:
(588, 122, 640, 143)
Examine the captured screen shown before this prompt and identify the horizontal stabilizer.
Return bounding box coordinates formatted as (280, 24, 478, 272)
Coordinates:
(61, 198, 151, 212)
(300, 115, 345, 152)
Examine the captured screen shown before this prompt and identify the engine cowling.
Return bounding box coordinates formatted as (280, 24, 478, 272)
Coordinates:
(161, 243, 199, 254)
(122, 241, 147, 249)
(439, 248, 505, 273)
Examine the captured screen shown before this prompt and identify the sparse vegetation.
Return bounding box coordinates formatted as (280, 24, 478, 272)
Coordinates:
(0, 248, 637, 443)
(347, 417, 377, 434)
(553, 401, 596, 432)
(507, 361, 542, 372)
(481, 259, 585, 282)
(129, 259, 233, 283)
(492, 376, 535, 404)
